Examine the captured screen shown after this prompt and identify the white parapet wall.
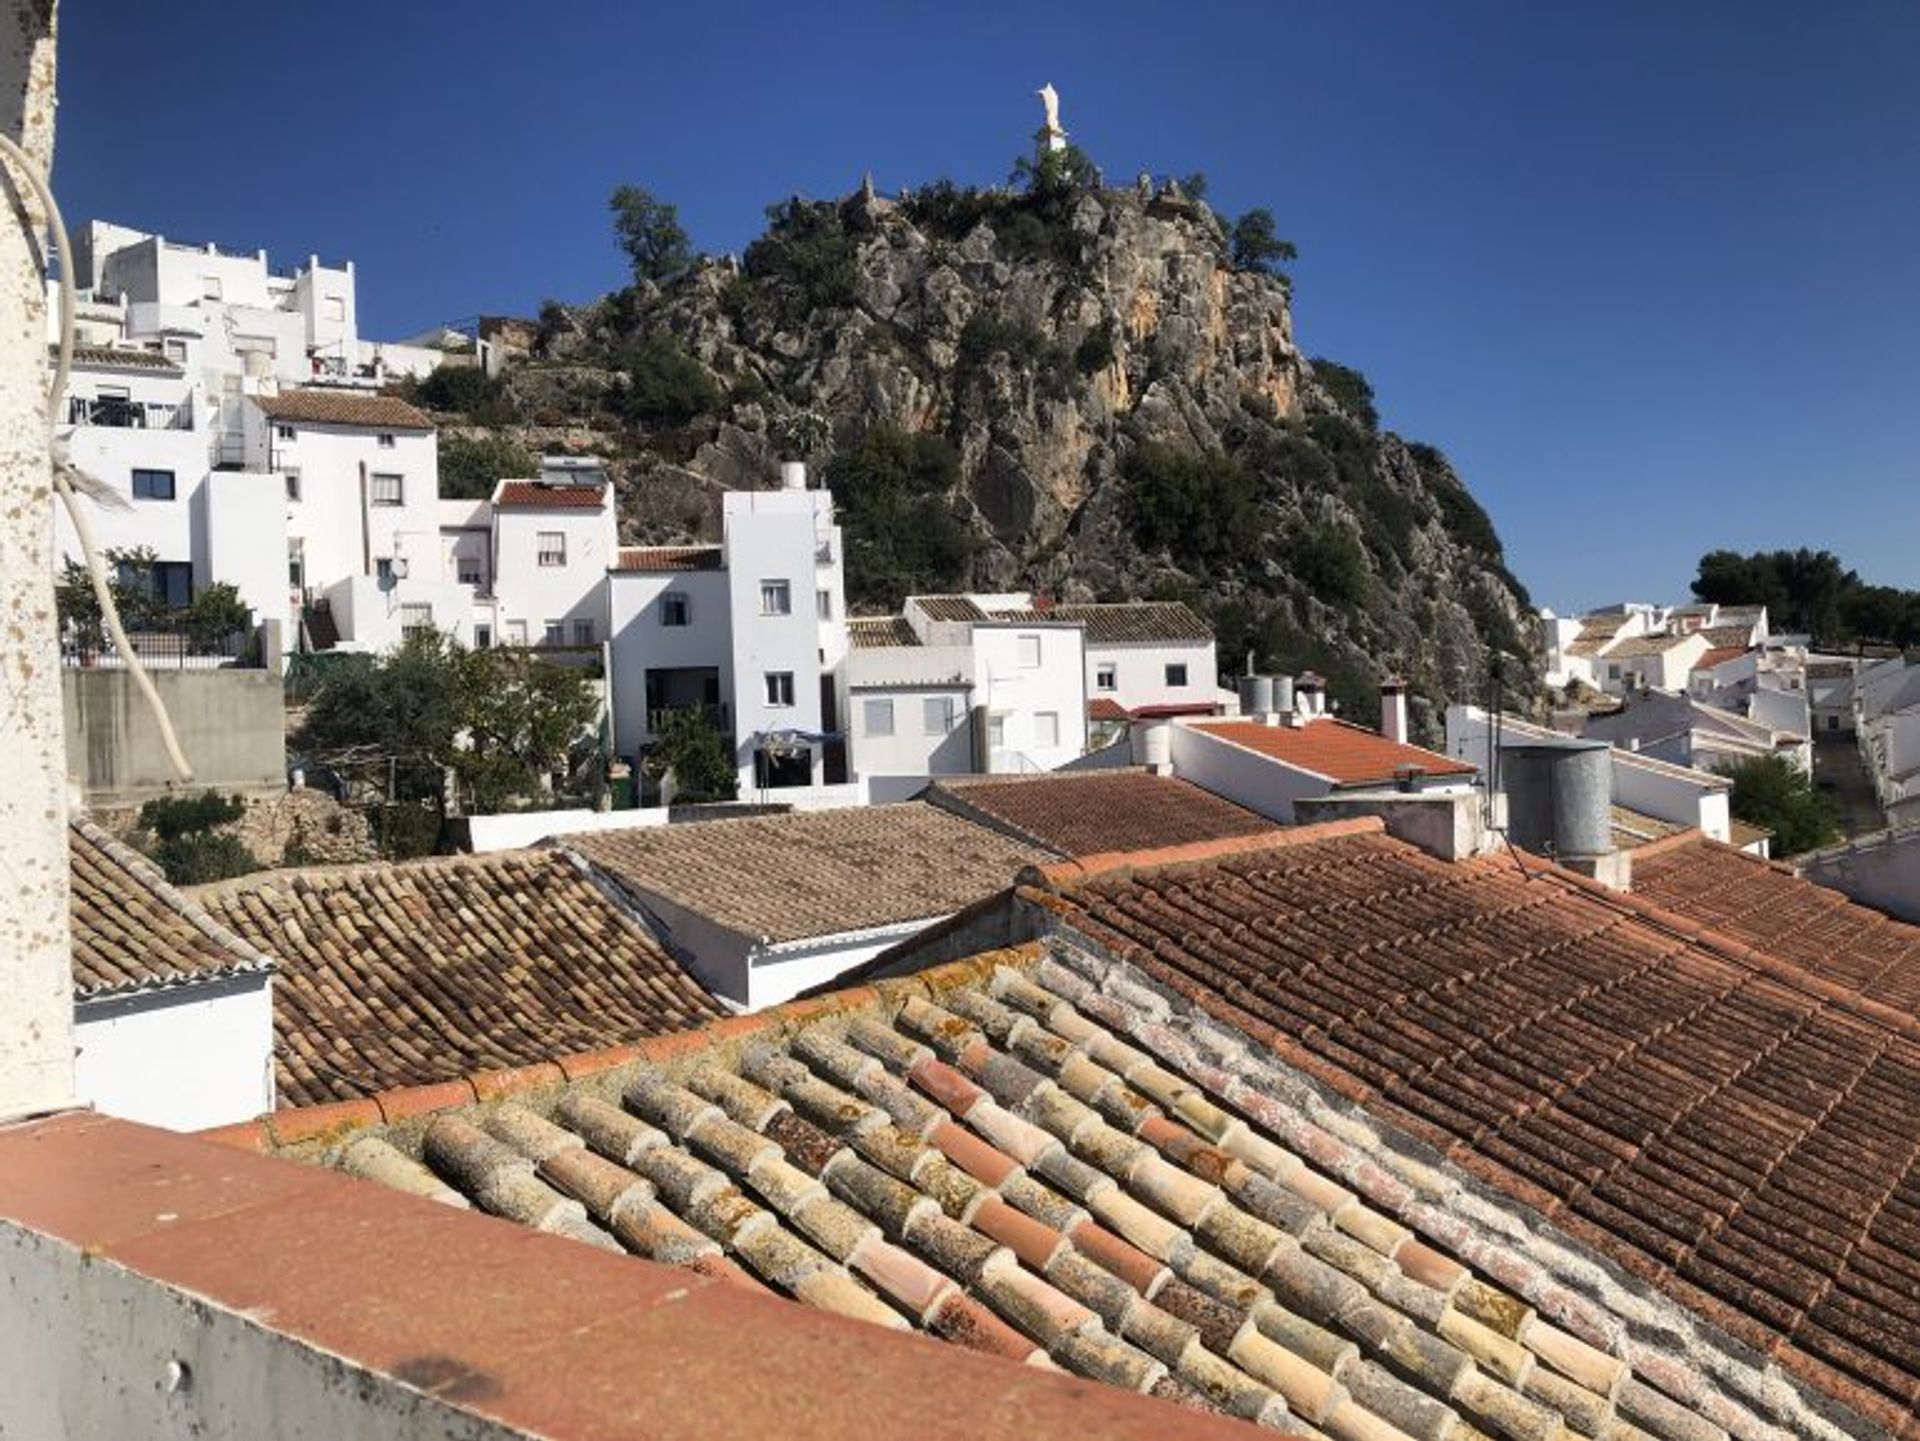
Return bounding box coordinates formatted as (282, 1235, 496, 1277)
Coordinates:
(466, 806, 669, 853)
(73, 973, 274, 1131)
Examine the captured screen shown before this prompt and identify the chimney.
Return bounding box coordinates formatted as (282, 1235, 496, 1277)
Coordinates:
(1294, 672, 1325, 724)
(1380, 677, 1408, 744)
(780, 460, 807, 491)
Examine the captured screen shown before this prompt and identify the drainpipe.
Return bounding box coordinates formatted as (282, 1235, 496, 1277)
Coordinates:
(358, 458, 371, 577)
(0, 1, 75, 1119)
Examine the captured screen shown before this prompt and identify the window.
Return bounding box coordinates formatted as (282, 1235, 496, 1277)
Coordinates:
(131, 468, 176, 501)
(375, 558, 394, 585)
(162, 337, 188, 363)
(1018, 634, 1042, 667)
(817, 588, 833, 621)
(988, 714, 1006, 750)
(399, 603, 433, 638)
(276, 424, 296, 442)
(116, 558, 191, 610)
(765, 672, 795, 707)
(1165, 662, 1189, 687)
(537, 531, 567, 567)
(1035, 711, 1061, 748)
(761, 579, 791, 616)
(284, 469, 301, 502)
(370, 472, 404, 506)
(1827, 714, 1840, 731)
(474, 624, 492, 650)
(377, 433, 396, 449)
(661, 592, 689, 627)
(572, 619, 595, 647)
(1607, 664, 1621, 681)
(287, 539, 304, 589)
(863, 699, 895, 737)
(543, 621, 565, 647)
(323, 295, 346, 322)
(457, 557, 482, 586)
(200, 274, 222, 300)
(923, 697, 958, 735)
(1095, 663, 1117, 692)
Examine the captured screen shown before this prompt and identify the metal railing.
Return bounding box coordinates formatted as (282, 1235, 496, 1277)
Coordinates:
(62, 627, 259, 671)
(648, 703, 729, 735)
(66, 395, 193, 430)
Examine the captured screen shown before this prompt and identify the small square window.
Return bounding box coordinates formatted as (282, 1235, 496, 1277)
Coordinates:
(572, 619, 594, 647)
(1096, 664, 1117, 692)
(284, 469, 301, 502)
(1165, 662, 1189, 687)
(537, 531, 567, 567)
(323, 296, 346, 322)
(863, 699, 894, 737)
(162, 337, 188, 362)
(276, 424, 296, 442)
(923, 697, 958, 735)
(817, 588, 833, 621)
(200, 274, 222, 300)
(400, 603, 433, 638)
(543, 621, 565, 647)
(761, 579, 791, 616)
(661, 592, 689, 627)
(1018, 634, 1042, 667)
(474, 624, 492, 650)
(370, 472, 404, 506)
(765, 671, 795, 707)
(457, 559, 482, 586)
(377, 433, 396, 449)
(131, 468, 176, 501)
(1035, 711, 1061, 748)
(376, 558, 394, 584)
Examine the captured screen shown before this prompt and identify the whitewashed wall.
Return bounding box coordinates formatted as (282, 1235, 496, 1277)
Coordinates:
(972, 623, 1086, 772)
(73, 974, 273, 1131)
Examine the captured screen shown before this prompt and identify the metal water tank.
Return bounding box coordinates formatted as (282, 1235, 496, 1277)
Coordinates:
(1237, 674, 1275, 716)
(1130, 721, 1173, 771)
(1272, 674, 1296, 715)
(1501, 738, 1612, 860)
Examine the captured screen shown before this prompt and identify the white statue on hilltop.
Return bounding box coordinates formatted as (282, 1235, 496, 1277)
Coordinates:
(1038, 83, 1062, 134)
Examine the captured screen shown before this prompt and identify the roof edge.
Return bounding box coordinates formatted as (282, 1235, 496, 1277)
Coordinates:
(1026, 817, 1387, 890)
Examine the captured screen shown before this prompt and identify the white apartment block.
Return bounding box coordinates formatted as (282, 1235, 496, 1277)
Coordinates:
(607, 462, 848, 795)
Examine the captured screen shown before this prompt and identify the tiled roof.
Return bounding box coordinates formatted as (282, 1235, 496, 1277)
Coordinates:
(1088, 696, 1129, 722)
(613, 545, 724, 572)
(911, 595, 989, 623)
(1700, 626, 1756, 648)
(565, 803, 1051, 945)
(848, 616, 920, 648)
(495, 481, 606, 509)
(1727, 819, 1773, 849)
(252, 389, 433, 430)
(68, 818, 273, 999)
(1562, 636, 1612, 658)
(1807, 660, 1857, 680)
(1601, 633, 1696, 659)
(195, 850, 724, 1107)
(1634, 833, 1920, 1012)
(1037, 823, 1920, 1433)
(68, 343, 181, 373)
(992, 602, 1214, 645)
(926, 772, 1273, 859)
(232, 941, 1742, 1440)
(1606, 804, 1687, 850)
(1189, 718, 1477, 786)
(1691, 646, 1749, 672)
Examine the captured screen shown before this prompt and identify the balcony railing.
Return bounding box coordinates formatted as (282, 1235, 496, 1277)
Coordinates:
(648, 703, 729, 735)
(67, 395, 192, 431)
(62, 627, 259, 671)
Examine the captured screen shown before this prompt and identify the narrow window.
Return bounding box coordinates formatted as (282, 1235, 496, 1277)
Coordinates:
(543, 621, 565, 647)
(1095, 663, 1117, 691)
(661, 592, 689, 627)
(817, 588, 833, 620)
(1035, 711, 1061, 747)
(284, 469, 301, 502)
(572, 619, 594, 647)
(923, 697, 957, 734)
(765, 672, 795, 706)
(988, 714, 1006, 750)
(1018, 634, 1042, 667)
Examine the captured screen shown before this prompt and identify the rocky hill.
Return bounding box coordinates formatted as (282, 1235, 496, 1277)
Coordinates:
(435, 166, 1541, 737)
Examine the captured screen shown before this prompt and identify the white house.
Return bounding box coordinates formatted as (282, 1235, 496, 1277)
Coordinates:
(68, 818, 276, 1131)
(481, 461, 618, 650)
(606, 461, 847, 796)
(1591, 632, 1710, 696)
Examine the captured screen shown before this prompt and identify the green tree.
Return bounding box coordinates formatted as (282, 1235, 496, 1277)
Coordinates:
(1120, 444, 1265, 571)
(55, 545, 173, 649)
(1717, 754, 1842, 857)
(826, 424, 974, 608)
(623, 332, 721, 427)
(294, 632, 467, 808)
(414, 365, 513, 424)
(609, 185, 692, 283)
(439, 434, 537, 500)
(1691, 548, 1857, 644)
(136, 790, 259, 886)
(648, 707, 737, 803)
(1309, 359, 1379, 432)
(454, 648, 600, 813)
(1177, 171, 1209, 202)
(1229, 208, 1298, 276)
(184, 583, 252, 649)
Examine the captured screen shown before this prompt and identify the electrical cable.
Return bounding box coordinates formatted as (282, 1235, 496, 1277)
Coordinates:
(0, 129, 194, 781)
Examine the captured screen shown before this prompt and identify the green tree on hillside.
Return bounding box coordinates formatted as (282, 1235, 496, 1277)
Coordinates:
(610, 186, 693, 283)
(1716, 754, 1842, 857)
(1229, 208, 1297, 277)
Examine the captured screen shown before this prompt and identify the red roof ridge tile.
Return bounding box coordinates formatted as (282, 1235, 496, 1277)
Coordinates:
(1025, 817, 1388, 890)
(202, 944, 1053, 1152)
(1619, 826, 1708, 862)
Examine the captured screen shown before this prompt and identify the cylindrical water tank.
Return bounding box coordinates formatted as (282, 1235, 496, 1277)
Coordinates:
(780, 460, 807, 490)
(1237, 674, 1275, 716)
(1502, 739, 1611, 860)
(1130, 721, 1172, 770)
(1272, 674, 1296, 715)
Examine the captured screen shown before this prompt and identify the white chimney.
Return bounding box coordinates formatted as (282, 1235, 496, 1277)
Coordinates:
(1380, 677, 1408, 744)
(780, 460, 807, 491)
(1295, 672, 1325, 723)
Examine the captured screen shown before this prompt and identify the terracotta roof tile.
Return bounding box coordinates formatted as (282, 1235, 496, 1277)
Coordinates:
(1189, 718, 1476, 786)
(495, 481, 606, 509)
(194, 849, 724, 1107)
(847, 616, 920, 648)
(1692, 645, 1749, 672)
(1040, 826, 1920, 1432)
(245, 940, 1749, 1440)
(68, 343, 181, 373)
(991, 602, 1213, 645)
(926, 772, 1273, 859)
(613, 545, 724, 572)
(1608, 804, 1689, 850)
(910, 595, 988, 622)
(1088, 697, 1129, 722)
(252, 389, 433, 430)
(68, 819, 273, 999)
(565, 803, 1048, 945)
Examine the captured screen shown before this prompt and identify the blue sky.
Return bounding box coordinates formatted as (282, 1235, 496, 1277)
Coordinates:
(54, 3, 1920, 610)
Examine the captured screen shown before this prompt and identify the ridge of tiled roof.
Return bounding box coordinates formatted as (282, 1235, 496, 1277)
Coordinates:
(1691, 646, 1749, 672)
(910, 595, 989, 622)
(1029, 816, 1383, 891)
(69, 817, 275, 999)
(613, 544, 724, 572)
(68, 343, 182, 372)
(1189, 718, 1477, 787)
(1036, 827, 1920, 1434)
(991, 602, 1214, 645)
(925, 772, 1274, 860)
(207, 941, 1741, 1440)
(193, 848, 725, 1107)
(495, 480, 606, 509)
(847, 615, 920, 648)
(252, 388, 433, 430)
(1603, 633, 1699, 659)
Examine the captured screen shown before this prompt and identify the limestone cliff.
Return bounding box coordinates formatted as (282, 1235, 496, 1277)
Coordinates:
(482, 176, 1540, 735)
